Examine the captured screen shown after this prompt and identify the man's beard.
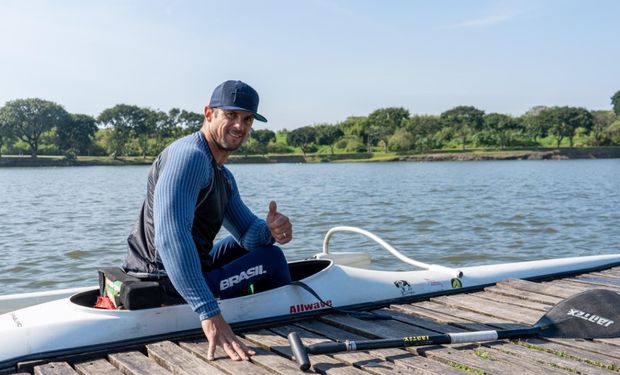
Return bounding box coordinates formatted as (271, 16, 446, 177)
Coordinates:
(214, 132, 248, 152)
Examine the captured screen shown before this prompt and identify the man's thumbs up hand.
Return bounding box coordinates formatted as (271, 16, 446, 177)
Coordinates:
(266, 200, 292, 244)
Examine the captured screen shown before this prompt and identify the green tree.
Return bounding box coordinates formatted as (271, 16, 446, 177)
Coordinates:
(56, 113, 98, 155)
(0, 98, 70, 158)
(168, 108, 203, 136)
(483, 113, 522, 148)
(314, 123, 344, 155)
(549, 107, 593, 148)
(0, 108, 16, 157)
(237, 136, 258, 157)
(440, 106, 485, 150)
(406, 115, 442, 150)
(250, 129, 276, 155)
(607, 120, 620, 145)
(136, 108, 165, 159)
(338, 116, 370, 152)
(389, 128, 415, 151)
(521, 106, 552, 143)
(98, 104, 144, 158)
(590, 110, 616, 146)
(287, 126, 317, 157)
(368, 107, 410, 153)
(611, 90, 620, 116)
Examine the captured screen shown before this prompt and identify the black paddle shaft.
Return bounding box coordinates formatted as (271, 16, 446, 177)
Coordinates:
(289, 289, 620, 371)
(288, 328, 540, 370)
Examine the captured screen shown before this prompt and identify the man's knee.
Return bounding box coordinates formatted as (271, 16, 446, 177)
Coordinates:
(254, 245, 287, 263)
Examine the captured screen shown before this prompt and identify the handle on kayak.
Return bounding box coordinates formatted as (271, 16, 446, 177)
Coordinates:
(321, 226, 463, 278)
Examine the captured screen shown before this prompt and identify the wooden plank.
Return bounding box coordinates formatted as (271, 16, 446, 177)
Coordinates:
(33, 362, 77, 375)
(391, 302, 495, 332)
(470, 343, 571, 375)
(319, 313, 436, 339)
(433, 294, 540, 325)
(494, 278, 584, 298)
(570, 275, 620, 289)
(378, 308, 469, 333)
(239, 344, 315, 375)
(471, 291, 551, 311)
(73, 359, 123, 375)
(554, 279, 620, 292)
(418, 344, 541, 375)
(108, 351, 172, 375)
(600, 268, 620, 278)
(586, 271, 620, 280)
(531, 337, 620, 361)
(146, 340, 225, 375)
(483, 284, 563, 306)
(487, 339, 620, 374)
(178, 340, 273, 375)
(594, 338, 620, 348)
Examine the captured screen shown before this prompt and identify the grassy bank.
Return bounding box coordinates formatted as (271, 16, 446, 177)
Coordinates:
(1, 147, 620, 167)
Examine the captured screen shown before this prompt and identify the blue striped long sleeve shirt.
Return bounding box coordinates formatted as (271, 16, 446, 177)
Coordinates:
(153, 132, 273, 320)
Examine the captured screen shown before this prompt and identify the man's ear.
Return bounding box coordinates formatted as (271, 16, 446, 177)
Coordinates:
(204, 106, 214, 121)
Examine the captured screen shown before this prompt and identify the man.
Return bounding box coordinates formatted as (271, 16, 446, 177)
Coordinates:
(122, 80, 293, 361)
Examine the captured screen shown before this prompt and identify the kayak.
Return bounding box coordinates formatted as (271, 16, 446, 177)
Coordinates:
(1, 226, 620, 370)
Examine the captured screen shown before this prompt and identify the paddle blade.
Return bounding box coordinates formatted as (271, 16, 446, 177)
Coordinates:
(535, 289, 620, 339)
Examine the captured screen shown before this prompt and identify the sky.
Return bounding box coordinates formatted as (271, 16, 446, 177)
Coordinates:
(1, 0, 619, 131)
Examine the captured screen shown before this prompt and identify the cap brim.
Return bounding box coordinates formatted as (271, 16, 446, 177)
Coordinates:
(217, 106, 267, 122)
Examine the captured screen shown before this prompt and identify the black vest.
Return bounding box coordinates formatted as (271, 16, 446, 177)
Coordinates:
(123, 144, 231, 278)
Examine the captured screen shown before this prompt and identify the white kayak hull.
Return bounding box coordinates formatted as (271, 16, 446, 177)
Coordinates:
(0, 286, 96, 315)
(2, 254, 620, 369)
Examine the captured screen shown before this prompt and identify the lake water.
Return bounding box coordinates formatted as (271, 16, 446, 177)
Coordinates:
(0, 159, 619, 295)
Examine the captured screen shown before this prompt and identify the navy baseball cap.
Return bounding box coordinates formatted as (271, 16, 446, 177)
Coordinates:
(209, 80, 267, 122)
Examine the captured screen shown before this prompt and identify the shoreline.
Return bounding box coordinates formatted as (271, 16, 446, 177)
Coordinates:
(1, 147, 619, 167)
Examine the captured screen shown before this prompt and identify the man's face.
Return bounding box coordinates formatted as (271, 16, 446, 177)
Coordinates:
(207, 108, 254, 152)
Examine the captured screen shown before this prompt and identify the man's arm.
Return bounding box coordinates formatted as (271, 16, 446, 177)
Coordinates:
(222, 169, 293, 246)
(221, 169, 274, 248)
(153, 146, 255, 361)
(153, 146, 220, 320)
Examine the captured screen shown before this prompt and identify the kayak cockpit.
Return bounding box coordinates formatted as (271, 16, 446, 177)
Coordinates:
(69, 259, 333, 309)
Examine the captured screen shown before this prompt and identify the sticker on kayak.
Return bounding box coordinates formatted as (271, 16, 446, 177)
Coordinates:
(10, 313, 22, 328)
(289, 300, 333, 314)
(394, 280, 414, 295)
(451, 278, 463, 289)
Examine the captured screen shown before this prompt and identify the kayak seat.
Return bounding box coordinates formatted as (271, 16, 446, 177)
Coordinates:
(97, 267, 185, 310)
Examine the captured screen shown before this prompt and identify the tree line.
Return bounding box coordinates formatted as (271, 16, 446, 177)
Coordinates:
(1, 91, 620, 159)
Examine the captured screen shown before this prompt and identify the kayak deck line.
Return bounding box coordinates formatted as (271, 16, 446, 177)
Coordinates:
(4, 265, 620, 375)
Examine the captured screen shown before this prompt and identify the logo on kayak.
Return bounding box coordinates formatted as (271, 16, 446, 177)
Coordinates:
(567, 308, 614, 327)
(394, 280, 414, 295)
(10, 313, 22, 328)
(451, 278, 462, 289)
(220, 265, 266, 291)
(290, 300, 332, 314)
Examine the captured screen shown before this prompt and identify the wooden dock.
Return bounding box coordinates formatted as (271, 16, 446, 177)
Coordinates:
(3, 266, 620, 375)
